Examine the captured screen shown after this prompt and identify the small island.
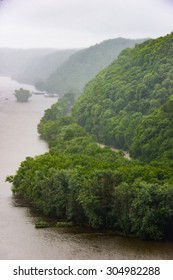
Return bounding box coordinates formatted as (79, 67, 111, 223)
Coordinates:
(14, 88, 32, 102)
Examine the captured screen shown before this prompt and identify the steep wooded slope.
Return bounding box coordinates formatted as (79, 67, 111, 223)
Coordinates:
(73, 33, 173, 163)
(14, 49, 78, 85)
(42, 38, 146, 95)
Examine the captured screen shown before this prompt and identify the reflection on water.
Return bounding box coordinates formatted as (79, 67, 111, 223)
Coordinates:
(0, 76, 173, 260)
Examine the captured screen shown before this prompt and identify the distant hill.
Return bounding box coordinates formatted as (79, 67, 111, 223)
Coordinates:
(0, 48, 77, 85)
(40, 38, 147, 95)
(73, 33, 173, 163)
(13, 49, 78, 85)
(0, 48, 56, 77)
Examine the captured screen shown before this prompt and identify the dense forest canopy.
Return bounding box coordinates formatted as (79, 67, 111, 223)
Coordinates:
(40, 38, 146, 95)
(73, 33, 173, 163)
(7, 33, 173, 240)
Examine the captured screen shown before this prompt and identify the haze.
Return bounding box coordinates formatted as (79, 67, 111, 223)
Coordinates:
(0, 0, 173, 48)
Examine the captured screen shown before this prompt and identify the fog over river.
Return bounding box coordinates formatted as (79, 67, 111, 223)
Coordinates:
(0, 76, 173, 260)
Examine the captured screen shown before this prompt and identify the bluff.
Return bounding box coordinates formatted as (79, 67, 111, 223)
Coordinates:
(73, 33, 173, 163)
(41, 38, 146, 95)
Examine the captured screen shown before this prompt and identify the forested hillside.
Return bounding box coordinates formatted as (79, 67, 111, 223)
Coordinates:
(0, 48, 77, 85)
(7, 33, 173, 241)
(40, 38, 146, 95)
(73, 33, 173, 163)
(14, 49, 78, 86)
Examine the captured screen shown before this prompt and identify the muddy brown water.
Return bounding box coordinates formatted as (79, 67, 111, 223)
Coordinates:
(0, 76, 173, 260)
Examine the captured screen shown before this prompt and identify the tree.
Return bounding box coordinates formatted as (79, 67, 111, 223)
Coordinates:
(78, 170, 122, 229)
(14, 88, 32, 102)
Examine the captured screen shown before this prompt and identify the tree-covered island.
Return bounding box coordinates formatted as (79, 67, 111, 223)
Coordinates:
(14, 88, 32, 102)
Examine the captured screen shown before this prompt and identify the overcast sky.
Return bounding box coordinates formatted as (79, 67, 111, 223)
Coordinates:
(0, 0, 173, 49)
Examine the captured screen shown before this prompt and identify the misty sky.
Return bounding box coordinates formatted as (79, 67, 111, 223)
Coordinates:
(0, 0, 173, 49)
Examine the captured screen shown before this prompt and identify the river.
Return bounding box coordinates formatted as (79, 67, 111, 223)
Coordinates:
(0, 76, 173, 260)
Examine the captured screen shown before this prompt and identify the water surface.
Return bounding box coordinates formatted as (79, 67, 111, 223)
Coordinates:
(0, 76, 173, 260)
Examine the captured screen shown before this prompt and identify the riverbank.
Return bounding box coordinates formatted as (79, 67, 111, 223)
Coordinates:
(1, 76, 173, 260)
(9, 92, 173, 242)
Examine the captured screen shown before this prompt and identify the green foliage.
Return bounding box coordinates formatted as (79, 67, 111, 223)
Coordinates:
(112, 183, 134, 235)
(78, 170, 122, 229)
(130, 182, 173, 240)
(7, 33, 173, 241)
(130, 96, 173, 162)
(35, 221, 49, 229)
(37, 92, 75, 143)
(56, 221, 73, 227)
(8, 92, 173, 240)
(14, 88, 32, 102)
(73, 33, 173, 162)
(42, 38, 146, 95)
